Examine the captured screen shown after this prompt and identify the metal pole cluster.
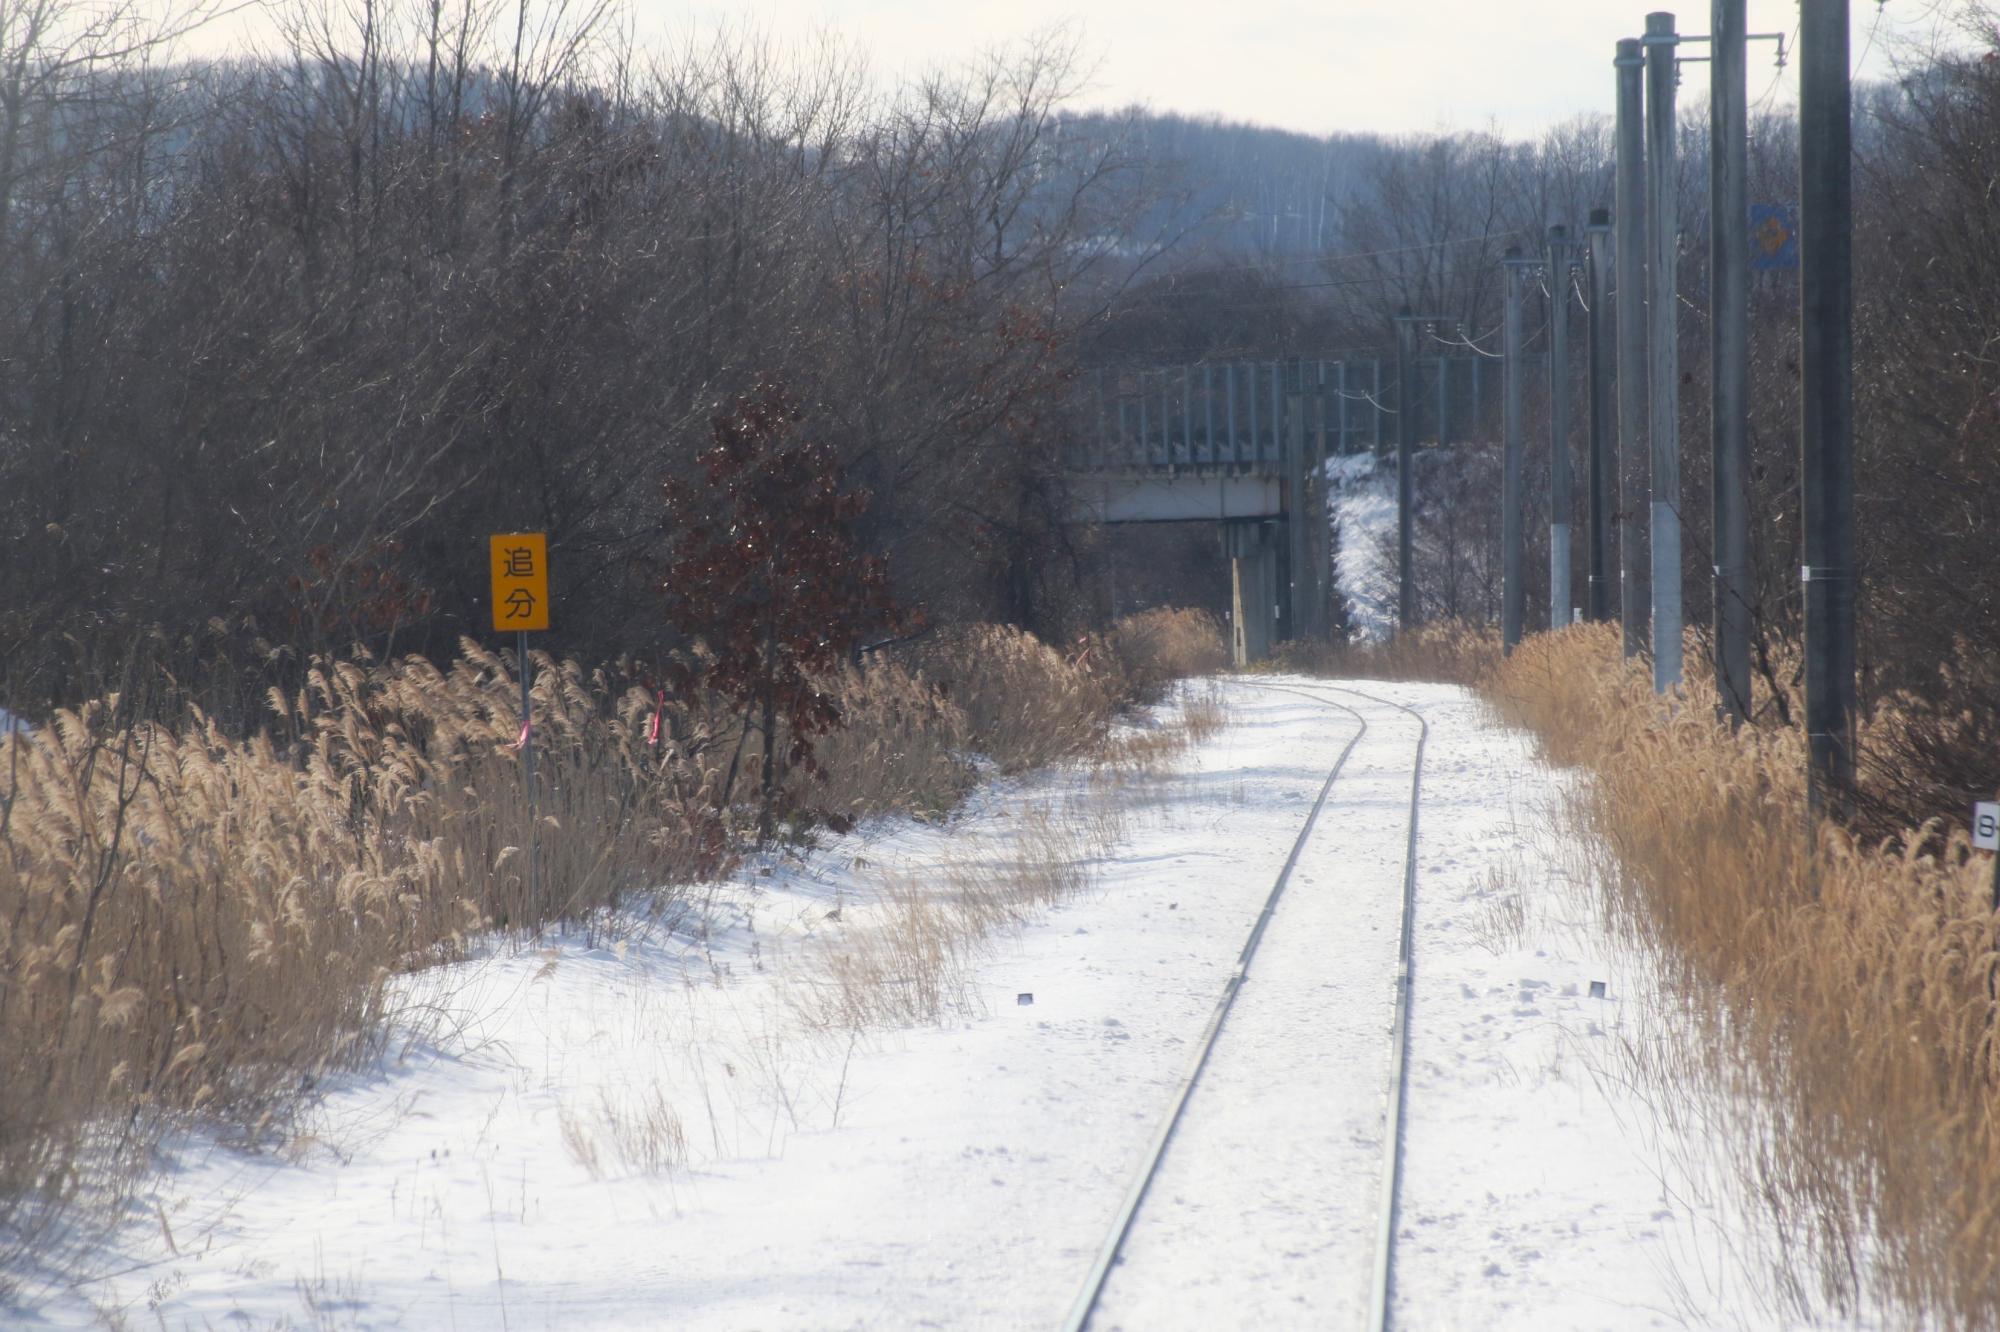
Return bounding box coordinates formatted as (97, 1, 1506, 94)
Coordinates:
(1585, 208, 1616, 625)
(1613, 36, 1650, 661)
(1547, 225, 1575, 627)
(1711, 0, 1752, 725)
(1473, 10, 1854, 822)
(1396, 311, 1418, 633)
(1644, 10, 1683, 694)
(1501, 251, 1535, 652)
(1800, 0, 1856, 811)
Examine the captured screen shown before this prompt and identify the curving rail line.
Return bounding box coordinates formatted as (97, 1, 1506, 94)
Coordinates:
(1059, 680, 1430, 1332)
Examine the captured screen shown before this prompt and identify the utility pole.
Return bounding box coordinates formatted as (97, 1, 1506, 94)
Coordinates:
(1372, 359, 1383, 454)
(1585, 207, 1616, 623)
(1547, 224, 1574, 628)
(1396, 311, 1418, 631)
(1502, 249, 1535, 652)
(1644, 11, 1682, 692)
(1800, 0, 1856, 810)
(1712, 0, 1752, 724)
(1614, 36, 1650, 660)
(1287, 389, 1317, 642)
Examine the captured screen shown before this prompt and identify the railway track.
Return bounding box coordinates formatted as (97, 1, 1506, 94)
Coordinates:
(1060, 681, 1431, 1332)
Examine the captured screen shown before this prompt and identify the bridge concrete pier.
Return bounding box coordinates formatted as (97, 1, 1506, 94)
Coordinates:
(1225, 520, 1285, 666)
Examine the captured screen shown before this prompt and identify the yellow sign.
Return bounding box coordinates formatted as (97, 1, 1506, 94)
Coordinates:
(489, 533, 549, 632)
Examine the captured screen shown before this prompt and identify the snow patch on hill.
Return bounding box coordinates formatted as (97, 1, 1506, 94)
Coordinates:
(1326, 451, 1396, 641)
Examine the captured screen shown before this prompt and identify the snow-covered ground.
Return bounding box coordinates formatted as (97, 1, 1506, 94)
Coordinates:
(26, 680, 1827, 1330)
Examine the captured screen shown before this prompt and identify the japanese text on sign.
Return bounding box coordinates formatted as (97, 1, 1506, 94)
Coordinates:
(489, 533, 549, 632)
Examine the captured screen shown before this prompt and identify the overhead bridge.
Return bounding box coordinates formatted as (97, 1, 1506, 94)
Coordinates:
(1067, 355, 1490, 662)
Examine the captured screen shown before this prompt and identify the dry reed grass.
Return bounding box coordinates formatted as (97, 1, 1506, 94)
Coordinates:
(1491, 623, 2000, 1328)
(1, 609, 1229, 1283)
(1105, 608, 1230, 704)
(0, 640, 726, 1271)
(784, 661, 973, 824)
(898, 624, 1118, 771)
(1269, 620, 1502, 686)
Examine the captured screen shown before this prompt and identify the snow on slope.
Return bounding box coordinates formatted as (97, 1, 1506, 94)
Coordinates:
(29, 680, 1847, 1330)
(1326, 452, 1396, 642)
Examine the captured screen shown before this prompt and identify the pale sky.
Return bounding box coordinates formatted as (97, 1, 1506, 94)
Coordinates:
(175, 0, 1963, 137)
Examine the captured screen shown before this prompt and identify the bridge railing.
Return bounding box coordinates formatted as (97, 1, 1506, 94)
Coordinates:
(1072, 359, 1387, 471)
(1071, 354, 1513, 472)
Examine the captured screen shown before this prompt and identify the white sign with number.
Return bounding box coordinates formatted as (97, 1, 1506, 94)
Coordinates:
(1975, 802, 2000, 852)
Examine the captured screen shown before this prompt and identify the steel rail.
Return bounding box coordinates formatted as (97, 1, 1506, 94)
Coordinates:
(1322, 685, 1430, 1332)
(1243, 681, 1430, 1332)
(1061, 680, 1430, 1332)
(1059, 684, 1368, 1332)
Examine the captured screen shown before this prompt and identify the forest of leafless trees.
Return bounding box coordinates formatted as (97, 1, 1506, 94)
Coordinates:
(4, 0, 1998, 824)
(0, 0, 1179, 730)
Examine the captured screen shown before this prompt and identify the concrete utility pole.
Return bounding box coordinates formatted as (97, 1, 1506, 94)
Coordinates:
(1372, 359, 1383, 453)
(1502, 249, 1534, 652)
(1644, 11, 1682, 692)
(1614, 37, 1650, 659)
(1287, 389, 1318, 642)
(1438, 356, 1452, 449)
(1711, 0, 1752, 724)
(1396, 312, 1418, 631)
(1585, 207, 1617, 622)
(1547, 224, 1574, 628)
(1800, 0, 1856, 810)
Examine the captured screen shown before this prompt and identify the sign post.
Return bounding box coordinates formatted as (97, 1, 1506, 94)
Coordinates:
(491, 533, 549, 906)
(1975, 800, 2000, 910)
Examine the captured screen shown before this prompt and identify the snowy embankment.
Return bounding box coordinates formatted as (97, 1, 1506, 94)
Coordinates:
(1326, 452, 1397, 642)
(37, 682, 1811, 1329)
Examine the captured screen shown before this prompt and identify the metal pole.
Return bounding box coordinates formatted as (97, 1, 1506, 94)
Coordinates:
(1438, 355, 1451, 448)
(1547, 224, 1574, 628)
(1586, 207, 1616, 622)
(518, 629, 536, 907)
(1645, 11, 1682, 692)
(1094, 368, 1106, 465)
(1712, 0, 1752, 724)
(1144, 374, 1160, 462)
(1287, 391, 1312, 641)
(1502, 252, 1529, 651)
(1800, 0, 1856, 811)
(1372, 359, 1383, 453)
(1270, 361, 1283, 464)
(1248, 364, 1261, 462)
(1216, 364, 1232, 462)
(1396, 313, 1417, 631)
(1615, 37, 1651, 659)
(1203, 363, 1215, 463)
(1337, 361, 1349, 454)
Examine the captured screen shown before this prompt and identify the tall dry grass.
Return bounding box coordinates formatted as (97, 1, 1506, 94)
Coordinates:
(1104, 608, 1230, 704)
(1, 610, 1229, 1282)
(898, 624, 1118, 771)
(783, 661, 973, 825)
(1491, 624, 2000, 1327)
(0, 641, 727, 1273)
(1268, 619, 1501, 686)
